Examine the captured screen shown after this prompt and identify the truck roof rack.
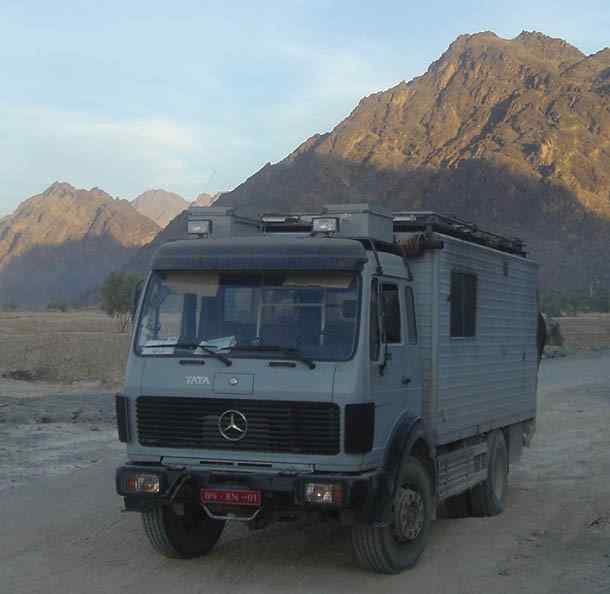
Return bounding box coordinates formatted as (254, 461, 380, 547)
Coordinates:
(393, 212, 526, 257)
(186, 205, 527, 257)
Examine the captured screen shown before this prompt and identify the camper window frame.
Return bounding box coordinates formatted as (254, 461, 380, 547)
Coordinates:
(449, 269, 478, 339)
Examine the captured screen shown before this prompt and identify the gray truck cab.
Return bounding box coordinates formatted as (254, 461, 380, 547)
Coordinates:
(116, 203, 538, 573)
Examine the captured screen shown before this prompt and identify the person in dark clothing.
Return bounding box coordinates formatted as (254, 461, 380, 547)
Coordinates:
(537, 312, 547, 366)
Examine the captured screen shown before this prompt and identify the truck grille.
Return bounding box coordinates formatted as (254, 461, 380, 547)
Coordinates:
(136, 396, 340, 455)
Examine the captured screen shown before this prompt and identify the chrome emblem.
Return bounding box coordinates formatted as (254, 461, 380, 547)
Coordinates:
(185, 375, 210, 385)
(218, 410, 247, 441)
(229, 377, 239, 386)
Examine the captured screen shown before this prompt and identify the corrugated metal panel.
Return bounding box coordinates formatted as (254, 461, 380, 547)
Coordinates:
(436, 442, 488, 499)
(434, 236, 538, 445)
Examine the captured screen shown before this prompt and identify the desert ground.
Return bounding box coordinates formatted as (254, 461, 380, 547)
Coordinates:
(0, 310, 129, 385)
(0, 311, 609, 593)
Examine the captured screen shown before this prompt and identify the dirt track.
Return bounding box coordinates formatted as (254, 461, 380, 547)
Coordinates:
(1, 353, 609, 593)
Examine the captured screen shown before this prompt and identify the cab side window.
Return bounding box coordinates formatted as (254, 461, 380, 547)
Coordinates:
(381, 283, 401, 344)
(369, 279, 381, 360)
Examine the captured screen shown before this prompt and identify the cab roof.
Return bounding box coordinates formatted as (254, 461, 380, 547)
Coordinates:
(152, 236, 369, 272)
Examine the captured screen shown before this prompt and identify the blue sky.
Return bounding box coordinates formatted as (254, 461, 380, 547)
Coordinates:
(0, 0, 608, 215)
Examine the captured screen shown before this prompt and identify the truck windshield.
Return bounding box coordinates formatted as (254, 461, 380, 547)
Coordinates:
(136, 270, 360, 361)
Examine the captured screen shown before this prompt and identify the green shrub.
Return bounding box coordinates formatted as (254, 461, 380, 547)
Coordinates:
(100, 271, 144, 332)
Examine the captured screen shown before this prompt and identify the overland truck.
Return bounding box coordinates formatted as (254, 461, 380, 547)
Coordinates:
(115, 203, 539, 574)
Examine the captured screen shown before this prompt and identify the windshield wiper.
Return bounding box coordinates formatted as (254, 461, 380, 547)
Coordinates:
(194, 344, 233, 367)
(144, 341, 232, 366)
(232, 345, 316, 370)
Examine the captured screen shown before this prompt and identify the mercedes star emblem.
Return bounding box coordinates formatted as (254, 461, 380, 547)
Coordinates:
(229, 377, 239, 386)
(218, 410, 247, 441)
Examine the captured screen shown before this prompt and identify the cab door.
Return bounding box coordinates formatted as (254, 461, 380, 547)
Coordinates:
(369, 277, 423, 451)
(369, 278, 408, 449)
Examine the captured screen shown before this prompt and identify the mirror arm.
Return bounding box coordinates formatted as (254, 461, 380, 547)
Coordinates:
(132, 280, 144, 318)
(378, 344, 389, 376)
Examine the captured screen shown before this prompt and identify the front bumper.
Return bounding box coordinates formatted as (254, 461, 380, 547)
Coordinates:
(116, 463, 384, 522)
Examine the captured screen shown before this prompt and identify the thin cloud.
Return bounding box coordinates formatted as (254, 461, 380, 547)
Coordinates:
(248, 43, 400, 165)
(0, 106, 224, 206)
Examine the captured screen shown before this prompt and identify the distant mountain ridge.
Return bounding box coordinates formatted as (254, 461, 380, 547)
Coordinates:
(192, 192, 221, 207)
(131, 189, 190, 228)
(0, 182, 159, 307)
(3, 31, 609, 301)
(130, 190, 222, 228)
(217, 31, 610, 288)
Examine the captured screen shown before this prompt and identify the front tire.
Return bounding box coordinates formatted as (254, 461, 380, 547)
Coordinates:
(142, 503, 225, 559)
(351, 456, 433, 574)
(469, 430, 508, 517)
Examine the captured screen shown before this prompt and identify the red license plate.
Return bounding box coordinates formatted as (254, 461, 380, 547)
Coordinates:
(200, 488, 262, 507)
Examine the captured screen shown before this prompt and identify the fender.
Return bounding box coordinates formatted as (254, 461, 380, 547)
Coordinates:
(368, 413, 433, 525)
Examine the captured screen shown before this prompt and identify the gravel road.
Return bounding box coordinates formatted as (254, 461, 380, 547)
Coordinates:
(0, 380, 117, 491)
(1, 353, 609, 594)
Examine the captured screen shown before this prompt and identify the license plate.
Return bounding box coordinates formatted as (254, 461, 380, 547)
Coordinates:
(200, 488, 262, 507)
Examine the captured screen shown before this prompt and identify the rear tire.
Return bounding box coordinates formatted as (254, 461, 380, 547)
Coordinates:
(442, 492, 471, 518)
(469, 430, 508, 517)
(142, 503, 225, 559)
(351, 456, 432, 574)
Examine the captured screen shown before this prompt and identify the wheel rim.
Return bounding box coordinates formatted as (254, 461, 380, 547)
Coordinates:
(492, 449, 506, 500)
(393, 488, 425, 542)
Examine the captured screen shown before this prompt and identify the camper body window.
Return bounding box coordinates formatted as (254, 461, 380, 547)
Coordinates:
(450, 271, 477, 337)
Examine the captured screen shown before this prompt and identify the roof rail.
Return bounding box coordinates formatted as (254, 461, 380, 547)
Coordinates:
(393, 212, 526, 257)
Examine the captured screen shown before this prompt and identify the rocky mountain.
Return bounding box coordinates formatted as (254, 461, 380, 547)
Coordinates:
(0, 182, 159, 307)
(217, 31, 610, 289)
(129, 192, 225, 270)
(192, 192, 221, 207)
(131, 189, 190, 228)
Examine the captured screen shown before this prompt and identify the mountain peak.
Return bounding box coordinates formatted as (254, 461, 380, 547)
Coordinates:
(131, 189, 189, 228)
(434, 30, 584, 74)
(43, 181, 75, 196)
(513, 30, 584, 62)
(516, 30, 570, 45)
(461, 31, 501, 44)
(192, 192, 221, 207)
(218, 30, 610, 290)
(0, 185, 159, 307)
(40, 182, 115, 204)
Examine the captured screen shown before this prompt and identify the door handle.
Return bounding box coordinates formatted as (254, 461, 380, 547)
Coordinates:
(402, 377, 411, 385)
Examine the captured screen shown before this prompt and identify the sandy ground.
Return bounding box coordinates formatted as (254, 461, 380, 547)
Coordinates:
(1, 352, 609, 593)
(0, 310, 129, 385)
(553, 313, 610, 351)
